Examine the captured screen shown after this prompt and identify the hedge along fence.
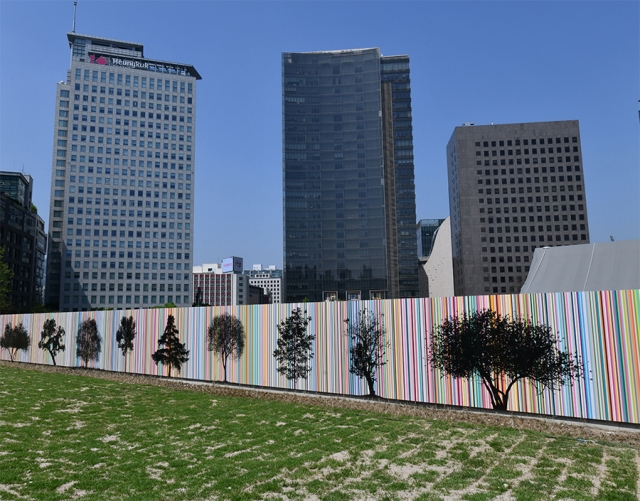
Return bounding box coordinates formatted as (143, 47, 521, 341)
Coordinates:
(0, 289, 638, 424)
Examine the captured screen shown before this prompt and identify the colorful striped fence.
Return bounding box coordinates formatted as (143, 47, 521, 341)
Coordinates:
(1, 290, 638, 424)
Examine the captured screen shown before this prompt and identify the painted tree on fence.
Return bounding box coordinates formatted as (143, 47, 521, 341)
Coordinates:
(273, 308, 313, 388)
(152, 314, 189, 377)
(431, 309, 583, 411)
(1, 323, 30, 361)
(116, 316, 136, 373)
(207, 313, 245, 383)
(345, 309, 388, 397)
(38, 318, 65, 366)
(76, 319, 102, 368)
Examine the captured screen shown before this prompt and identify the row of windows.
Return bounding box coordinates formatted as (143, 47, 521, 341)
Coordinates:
(66, 241, 188, 251)
(56, 224, 190, 234)
(66, 281, 187, 292)
(481, 224, 586, 233)
(477, 146, 578, 157)
(479, 176, 581, 186)
(74, 88, 193, 103)
(63, 295, 191, 305)
(65, 213, 190, 225)
(69, 142, 191, 154)
(475, 137, 577, 147)
(66, 271, 187, 281)
(478, 190, 583, 205)
(65, 259, 189, 270)
(477, 157, 578, 167)
(67, 152, 192, 164)
(73, 71, 193, 93)
(481, 214, 584, 224)
(60, 120, 193, 135)
(65, 282, 187, 292)
(72, 103, 192, 116)
(477, 166, 579, 176)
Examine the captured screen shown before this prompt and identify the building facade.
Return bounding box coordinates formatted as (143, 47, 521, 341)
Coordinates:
(193, 263, 265, 306)
(0, 172, 46, 311)
(244, 265, 283, 304)
(45, 33, 200, 311)
(447, 120, 589, 296)
(417, 217, 454, 298)
(282, 48, 419, 303)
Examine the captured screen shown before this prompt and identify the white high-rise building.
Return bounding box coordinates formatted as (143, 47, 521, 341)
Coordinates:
(45, 33, 201, 311)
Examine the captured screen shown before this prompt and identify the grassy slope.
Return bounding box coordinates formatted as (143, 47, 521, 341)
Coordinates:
(0, 364, 637, 501)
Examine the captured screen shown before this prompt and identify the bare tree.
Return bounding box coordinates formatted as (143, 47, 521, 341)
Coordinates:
(1, 323, 30, 361)
(207, 313, 245, 383)
(273, 308, 313, 388)
(345, 309, 388, 397)
(38, 318, 65, 366)
(76, 319, 102, 368)
(431, 309, 583, 410)
(116, 316, 136, 373)
(152, 314, 189, 377)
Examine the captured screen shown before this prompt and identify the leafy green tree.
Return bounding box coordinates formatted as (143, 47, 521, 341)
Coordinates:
(273, 308, 313, 388)
(152, 314, 189, 377)
(76, 318, 102, 368)
(431, 309, 583, 411)
(116, 316, 136, 373)
(38, 319, 65, 366)
(207, 313, 245, 383)
(345, 309, 388, 397)
(1, 323, 30, 361)
(0, 247, 14, 313)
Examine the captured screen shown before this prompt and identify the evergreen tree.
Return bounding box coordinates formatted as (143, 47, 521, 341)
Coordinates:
(152, 314, 189, 377)
(273, 308, 313, 388)
(38, 318, 65, 366)
(1, 323, 30, 361)
(115, 316, 136, 373)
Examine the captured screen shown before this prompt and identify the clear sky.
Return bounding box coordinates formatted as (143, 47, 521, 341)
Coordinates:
(1, 1, 638, 269)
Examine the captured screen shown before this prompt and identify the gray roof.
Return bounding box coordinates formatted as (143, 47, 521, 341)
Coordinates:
(521, 240, 640, 294)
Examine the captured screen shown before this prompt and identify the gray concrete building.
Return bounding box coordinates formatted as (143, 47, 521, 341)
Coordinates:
(447, 121, 589, 296)
(45, 33, 200, 311)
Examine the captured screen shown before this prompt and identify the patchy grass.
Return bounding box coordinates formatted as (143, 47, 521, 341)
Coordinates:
(0, 364, 638, 501)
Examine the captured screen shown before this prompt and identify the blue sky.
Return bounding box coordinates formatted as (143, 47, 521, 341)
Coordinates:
(1, 1, 638, 268)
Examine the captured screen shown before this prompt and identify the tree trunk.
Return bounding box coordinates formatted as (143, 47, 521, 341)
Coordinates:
(223, 358, 227, 383)
(365, 375, 375, 396)
(491, 386, 507, 411)
(124, 354, 127, 374)
(49, 349, 56, 366)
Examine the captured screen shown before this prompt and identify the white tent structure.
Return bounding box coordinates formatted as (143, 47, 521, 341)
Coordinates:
(521, 240, 640, 294)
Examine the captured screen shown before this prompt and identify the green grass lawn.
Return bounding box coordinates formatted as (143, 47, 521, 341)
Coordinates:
(0, 364, 637, 501)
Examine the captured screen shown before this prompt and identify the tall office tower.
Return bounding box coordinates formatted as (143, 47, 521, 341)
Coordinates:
(282, 48, 419, 303)
(0, 171, 47, 310)
(447, 120, 589, 297)
(45, 34, 200, 311)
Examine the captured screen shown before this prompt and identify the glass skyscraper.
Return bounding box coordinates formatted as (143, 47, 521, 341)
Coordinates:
(45, 33, 200, 311)
(282, 48, 418, 303)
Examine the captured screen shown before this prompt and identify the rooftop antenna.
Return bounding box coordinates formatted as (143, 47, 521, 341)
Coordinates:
(72, 1, 77, 33)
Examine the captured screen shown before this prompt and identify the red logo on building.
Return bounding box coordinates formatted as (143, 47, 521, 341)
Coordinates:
(89, 54, 108, 65)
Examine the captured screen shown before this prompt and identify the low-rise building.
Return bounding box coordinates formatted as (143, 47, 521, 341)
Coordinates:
(417, 218, 454, 297)
(193, 258, 264, 306)
(244, 264, 282, 304)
